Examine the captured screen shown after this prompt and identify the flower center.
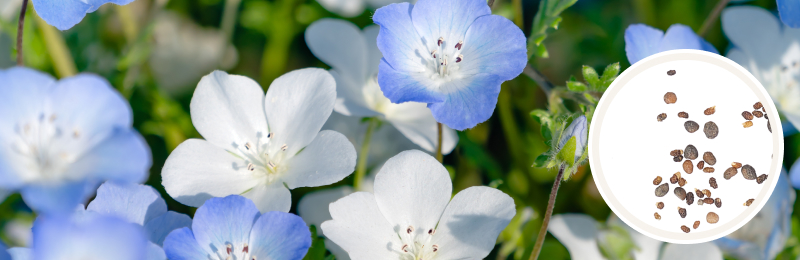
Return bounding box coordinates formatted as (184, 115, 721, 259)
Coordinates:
(398, 225, 439, 260)
(427, 36, 464, 80)
(10, 113, 78, 182)
(212, 242, 256, 260)
(236, 132, 288, 184)
(362, 75, 391, 114)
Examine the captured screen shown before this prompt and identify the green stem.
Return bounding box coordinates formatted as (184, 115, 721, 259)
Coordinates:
(436, 122, 443, 162)
(16, 0, 28, 66)
(354, 118, 378, 190)
(115, 4, 138, 42)
(221, 0, 242, 41)
(35, 14, 76, 77)
(529, 163, 566, 260)
(512, 0, 523, 27)
(698, 0, 731, 37)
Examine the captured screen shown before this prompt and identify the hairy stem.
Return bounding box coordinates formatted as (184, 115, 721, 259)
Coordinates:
(354, 118, 378, 190)
(698, 0, 731, 37)
(524, 64, 554, 96)
(436, 122, 443, 162)
(529, 163, 566, 260)
(16, 0, 28, 66)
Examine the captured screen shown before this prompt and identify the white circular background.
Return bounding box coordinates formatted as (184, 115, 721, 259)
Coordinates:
(588, 50, 784, 244)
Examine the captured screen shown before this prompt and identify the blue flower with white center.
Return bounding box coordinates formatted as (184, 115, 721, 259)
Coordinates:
(778, 0, 800, 28)
(32, 0, 137, 30)
(624, 23, 718, 64)
(372, 0, 527, 130)
(0, 67, 151, 214)
(163, 195, 312, 260)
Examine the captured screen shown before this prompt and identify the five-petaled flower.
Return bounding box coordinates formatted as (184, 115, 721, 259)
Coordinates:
(322, 150, 515, 259)
(33, 0, 138, 30)
(162, 69, 356, 213)
(163, 195, 312, 260)
(624, 23, 718, 64)
(372, 0, 527, 130)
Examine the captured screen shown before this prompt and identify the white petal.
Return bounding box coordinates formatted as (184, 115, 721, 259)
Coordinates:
(315, 0, 364, 18)
(241, 181, 292, 212)
(322, 112, 419, 167)
(325, 238, 351, 260)
(321, 192, 398, 259)
(384, 102, 457, 154)
(162, 139, 258, 207)
(281, 130, 356, 189)
(373, 150, 452, 235)
(190, 71, 268, 151)
(264, 68, 336, 156)
(305, 19, 367, 92)
(660, 242, 723, 260)
(721, 6, 783, 68)
(547, 214, 604, 260)
(432, 186, 515, 259)
(330, 70, 379, 117)
(297, 186, 355, 235)
(363, 25, 382, 77)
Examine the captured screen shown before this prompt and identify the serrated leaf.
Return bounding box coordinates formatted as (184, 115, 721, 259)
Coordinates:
(542, 124, 552, 146)
(303, 225, 327, 260)
(557, 136, 577, 167)
(599, 62, 620, 91)
(533, 153, 550, 167)
(584, 92, 597, 103)
(582, 65, 600, 88)
(566, 81, 587, 92)
(527, 0, 578, 60)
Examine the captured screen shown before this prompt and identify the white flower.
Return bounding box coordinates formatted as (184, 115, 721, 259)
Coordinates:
(321, 150, 515, 260)
(162, 69, 357, 213)
(316, 0, 412, 18)
(722, 6, 800, 130)
(306, 18, 457, 154)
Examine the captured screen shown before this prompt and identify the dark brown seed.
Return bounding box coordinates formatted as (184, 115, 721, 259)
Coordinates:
(744, 199, 754, 206)
(768, 121, 772, 132)
(681, 225, 690, 233)
(678, 111, 689, 118)
(653, 176, 663, 185)
(670, 149, 682, 157)
(686, 192, 694, 205)
(703, 189, 711, 198)
(655, 212, 661, 220)
(678, 178, 687, 187)
(756, 174, 768, 184)
(685, 121, 700, 133)
(710, 177, 718, 189)
(684, 145, 698, 160)
(704, 106, 716, 115)
(732, 162, 742, 168)
(657, 202, 664, 209)
(665, 92, 677, 104)
(742, 165, 757, 180)
(678, 207, 687, 218)
(693, 221, 700, 229)
(743, 121, 754, 128)
(697, 161, 705, 170)
(707, 212, 719, 223)
(695, 189, 704, 198)
(657, 113, 668, 122)
(743, 111, 754, 120)
(670, 173, 679, 184)
(754, 102, 763, 109)
(765, 113, 769, 119)
(703, 152, 716, 165)
(704, 121, 719, 139)
(715, 198, 722, 208)
(675, 187, 687, 200)
(753, 110, 763, 118)
(655, 183, 669, 197)
(703, 167, 715, 173)
(683, 160, 694, 174)
(704, 198, 714, 204)
(673, 155, 684, 162)
(724, 167, 738, 180)
(667, 70, 676, 76)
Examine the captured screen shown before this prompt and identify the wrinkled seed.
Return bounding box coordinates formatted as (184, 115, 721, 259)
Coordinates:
(756, 174, 767, 184)
(684, 145, 698, 160)
(681, 225, 690, 233)
(703, 198, 714, 204)
(742, 165, 757, 180)
(697, 161, 705, 170)
(678, 207, 687, 218)
(693, 221, 700, 229)
(667, 70, 676, 76)
(707, 212, 719, 224)
(653, 176, 663, 185)
(743, 111, 754, 120)
(665, 92, 677, 104)
(754, 102, 763, 109)
(670, 149, 682, 157)
(703, 167, 715, 173)
(686, 192, 694, 205)
(685, 121, 700, 133)
(657, 202, 664, 209)
(679, 178, 687, 187)
(703, 189, 711, 198)
(753, 110, 763, 118)
(695, 188, 704, 198)
(704, 121, 719, 139)
(657, 113, 667, 122)
(724, 167, 738, 180)
(683, 160, 694, 174)
(679, 112, 689, 118)
(732, 162, 742, 168)
(710, 177, 718, 189)
(743, 121, 754, 128)
(704, 106, 716, 115)
(715, 198, 722, 208)
(655, 212, 661, 220)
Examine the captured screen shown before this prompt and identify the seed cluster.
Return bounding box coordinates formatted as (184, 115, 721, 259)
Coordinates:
(741, 102, 771, 133)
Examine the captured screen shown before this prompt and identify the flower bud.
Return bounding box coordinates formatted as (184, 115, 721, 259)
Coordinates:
(559, 115, 588, 162)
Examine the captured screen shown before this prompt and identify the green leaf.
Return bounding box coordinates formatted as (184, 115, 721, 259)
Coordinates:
(533, 153, 550, 167)
(582, 65, 600, 88)
(536, 43, 549, 58)
(557, 136, 577, 167)
(598, 62, 620, 91)
(527, 0, 578, 60)
(303, 225, 327, 260)
(584, 92, 597, 104)
(541, 124, 553, 146)
(566, 81, 587, 92)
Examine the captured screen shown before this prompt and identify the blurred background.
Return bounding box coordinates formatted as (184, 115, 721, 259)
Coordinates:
(0, 0, 795, 259)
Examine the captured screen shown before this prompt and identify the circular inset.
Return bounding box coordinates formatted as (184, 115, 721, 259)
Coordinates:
(588, 50, 783, 244)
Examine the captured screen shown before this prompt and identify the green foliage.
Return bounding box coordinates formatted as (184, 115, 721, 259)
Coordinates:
(527, 0, 578, 60)
(556, 136, 576, 167)
(303, 225, 327, 260)
(598, 223, 637, 260)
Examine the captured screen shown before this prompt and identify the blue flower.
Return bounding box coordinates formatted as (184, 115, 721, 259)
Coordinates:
(778, 0, 800, 28)
(163, 195, 312, 260)
(624, 24, 718, 64)
(32, 0, 137, 30)
(0, 241, 9, 260)
(0, 67, 151, 214)
(372, 0, 527, 130)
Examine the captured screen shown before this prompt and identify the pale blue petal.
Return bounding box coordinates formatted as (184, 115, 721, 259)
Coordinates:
(763, 171, 794, 259)
(459, 15, 527, 80)
(373, 3, 428, 72)
(64, 128, 151, 183)
(30, 0, 91, 30)
(790, 157, 800, 189)
(377, 59, 445, 104)
(87, 182, 166, 226)
(32, 215, 147, 260)
(427, 73, 503, 130)
(659, 24, 703, 51)
(0, 243, 8, 260)
(700, 38, 719, 54)
(778, 0, 800, 28)
(714, 237, 761, 259)
(49, 74, 132, 135)
(411, 0, 491, 53)
(163, 228, 210, 260)
(146, 241, 167, 260)
(20, 181, 90, 213)
(783, 121, 798, 136)
(192, 195, 260, 254)
(7, 248, 29, 260)
(144, 211, 193, 246)
(624, 24, 664, 64)
(248, 211, 312, 260)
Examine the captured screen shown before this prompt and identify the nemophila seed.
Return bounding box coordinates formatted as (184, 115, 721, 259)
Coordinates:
(670, 149, 683, 157)
(768, 121, 772, 132)
(670, 173, 679, 184)
(655, 212, 661, 220)
(715, 198, 722, 208)
(707, 212, 719, 224)
(657, 113, 667, 122)
(704, 198, 714, 204)
(656, 183, 669, 197)
(704, 106, 716, 115)
(679, 112, 689, 118)
(681, 225, 690, 233)
(744, 199, 754, 206)
(667, 70, 676, 76)
(753, 110, 763, 118)
(678, 207, 687, 218)
(697, 161, 705, 169)
(685, 145, 698, 160)
(665, 92, 677, 104)
(703, 167, 715, 173)
(683, 160, 694, 174)
(704, 121, 719, 139)
(757, 174, 768, 184)
(703, 152, 716, 165)
(754, 102, 763, 109)
(673, 155, 684, 162)
(703, 189, 711, 198)
(654, 176, 663, 185)
(742, 165, 757, 180)
(743, 121, 754, 128)
(686, 192, 694, 205)
(732, 162, 742, 168)
(685, 121, 700, 133)
(657, 202, 665, 209)
(724, 167, 738, 180)
(743, 111, 754, 120)
(679, 178, 687, 187)
(765, 113, 769, 119)
(695, 188, 704, 198)
(698, 199, 704, 205)
(675, 187, 687, 200)
(710, 177, 718, 189)
(693, 221, 700, 229)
